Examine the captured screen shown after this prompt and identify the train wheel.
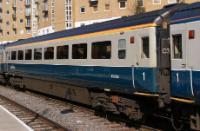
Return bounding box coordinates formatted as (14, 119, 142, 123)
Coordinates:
(171, 111, 184, 131)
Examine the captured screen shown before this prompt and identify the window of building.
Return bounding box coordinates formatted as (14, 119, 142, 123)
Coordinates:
(11, 51, 16, 60)
(80, 7, 85, 13)
(57, 45, 69, 59)
(72, 44, 87, 59)
(44, 47, 54, 60)
(6, 10, 9, 14)
(25, 49, 32, 60)
(6, 21, 10, 26)
(168, 0, 177, 4)
(118, 39, 126, 59)
(153, 0, 161, 4)
(93, 6, 98, 12)
(172, 34, 182, 59)
(141, 37, 150, 58)
(92, 41, 111, 59)
(137, 0, 144, 7)
(18, 50, 24, 60)
(119, 1, 126, 9)
(105, 4, 110, 10)
(34, 48, 42, 60)
(20, 19, 23, 23)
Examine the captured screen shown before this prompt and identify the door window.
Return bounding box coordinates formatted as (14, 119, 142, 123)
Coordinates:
(118, 39, 126, 59)
(141, 37, 150, 58)
(172, 34, 182, 59)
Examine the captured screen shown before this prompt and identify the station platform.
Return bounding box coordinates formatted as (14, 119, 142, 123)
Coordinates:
(0, 105, 33, 131)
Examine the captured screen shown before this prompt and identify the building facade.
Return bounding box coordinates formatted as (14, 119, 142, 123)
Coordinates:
(0, 0, 32, 44)
(0, 0, 199, 44)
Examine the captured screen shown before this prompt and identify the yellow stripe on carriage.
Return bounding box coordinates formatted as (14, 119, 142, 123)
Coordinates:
(134, 92, 159, 97)
(134, 93, 195, 104)
(8, 23, 157, 49)
(170, 97, 195, 104)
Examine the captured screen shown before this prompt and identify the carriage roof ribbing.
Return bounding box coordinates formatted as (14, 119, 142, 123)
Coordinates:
(6, 3, 189, 47)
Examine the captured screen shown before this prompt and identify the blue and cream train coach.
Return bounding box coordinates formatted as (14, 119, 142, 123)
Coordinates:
(1, 2, 200, 130)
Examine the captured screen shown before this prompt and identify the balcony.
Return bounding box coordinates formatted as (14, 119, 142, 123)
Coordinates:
(43, 4, 48, 17)
(25, 0, 31, 7)
(35, 11, 39, 17)
(12, 23, 17, 29)
(0, 3, 2, 11)
(25, 11, 31, 17)
(43, 4, 48, 12)
(0, 14, 2, 22)
(25, 22, 31, 28)
(12, 1, 16, 9)
(89, 0, 98, 6)
(12, 14, 16, 20)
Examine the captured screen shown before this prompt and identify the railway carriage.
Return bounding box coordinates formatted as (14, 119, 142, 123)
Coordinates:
(170, 3, 200, 103)
(4, 5, 175, 121)
(0, 45, 6, 84)
(1, 2, 200, 130)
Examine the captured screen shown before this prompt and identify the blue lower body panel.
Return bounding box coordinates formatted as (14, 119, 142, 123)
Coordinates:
(171, 70, 200, 103)
(5, 64, 158, 94)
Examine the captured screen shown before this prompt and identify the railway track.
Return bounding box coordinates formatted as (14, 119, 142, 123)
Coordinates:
(0, 86, 161, 131)
(0, 96, 66, 131)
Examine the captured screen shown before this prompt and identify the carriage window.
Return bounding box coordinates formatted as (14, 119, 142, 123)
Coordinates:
(57, 45, 69, 59)
(18, 50, 24, 60)
(118, 39, 126, 59)
(72, 44, 87, 59)
(141, 37, 150, 58)
(25, 49, 32, 60)
(7, 52, 11, 60)
(92, 41, 111, 59)
(173, 34, 182, 59)
(44, 47, 54, 60)
(34, 48, 42, 60)
(11, 51, 16, 60)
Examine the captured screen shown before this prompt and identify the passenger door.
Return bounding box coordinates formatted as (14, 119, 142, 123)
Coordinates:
(171, 30, 193, 98)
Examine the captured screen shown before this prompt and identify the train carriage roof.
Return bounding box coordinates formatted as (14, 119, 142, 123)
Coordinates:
(7, 4, 179, 47)
(171, 2, 200, 24)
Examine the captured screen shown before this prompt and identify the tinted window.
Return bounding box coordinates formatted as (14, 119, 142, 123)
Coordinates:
(141, 37, 149, 58)
(18, 50, 24, 60)
(72, 44, 87, 59)
(173, 34, 182, 59)
(34, 48, 42, 60)
(92, 41, 111, 59)
(25, 49, 32, 60)
(118, 39, 126, 59)
(44, 47, 54, 60)
(11, 51, 16, 60)
(57, 45, 69, 59)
